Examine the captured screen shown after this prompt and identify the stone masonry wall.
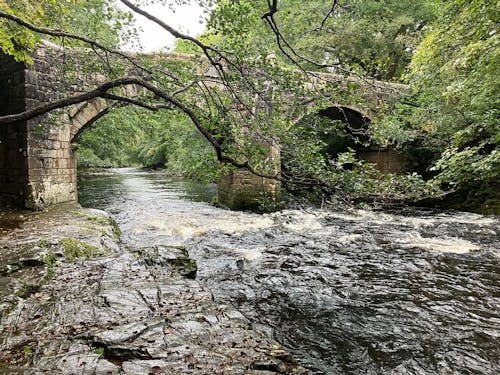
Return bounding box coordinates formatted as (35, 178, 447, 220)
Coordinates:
(218, 145, 281, 211)
(0, 53, 28, 207)
(358, 149, 408, 175)
(218, 169, 280, 211)
(23, 46, 78, 209)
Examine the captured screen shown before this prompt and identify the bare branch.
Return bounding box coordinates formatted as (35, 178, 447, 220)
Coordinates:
(101, 93, 174, 111)
(320, 1, 338, 29)
(0, 78, 141, 124)
(0, 10, 153, 76)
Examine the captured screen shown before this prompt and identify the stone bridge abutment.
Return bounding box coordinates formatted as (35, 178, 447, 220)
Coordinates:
(0, 46, 109, 209)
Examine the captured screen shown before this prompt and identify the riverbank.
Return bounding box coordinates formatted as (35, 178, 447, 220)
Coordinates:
(0, 204, 306, 374)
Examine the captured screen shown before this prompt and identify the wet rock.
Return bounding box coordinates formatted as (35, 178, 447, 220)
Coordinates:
(137, 245, 197, 279)
(121, 360, 170, 374)
(0, 212, 306, 374)
(0, 204, 121, 318)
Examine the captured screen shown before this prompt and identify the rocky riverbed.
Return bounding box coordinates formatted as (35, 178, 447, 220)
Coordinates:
(0, 204, 305, 374)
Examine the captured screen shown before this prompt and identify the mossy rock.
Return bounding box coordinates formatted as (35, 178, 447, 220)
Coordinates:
(85, 215, 121, 238)
(58, 238, 107, 261)
(135, 245, 197, 279)
(167, 257, 197, 279)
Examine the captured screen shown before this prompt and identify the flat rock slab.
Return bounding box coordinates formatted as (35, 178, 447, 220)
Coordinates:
(0, 206, 306, 374)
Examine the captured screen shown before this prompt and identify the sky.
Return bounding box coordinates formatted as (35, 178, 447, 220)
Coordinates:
(117, 1, 208, 52)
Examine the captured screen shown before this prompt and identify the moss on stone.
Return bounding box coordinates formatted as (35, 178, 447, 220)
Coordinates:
(86, 216, 110, 225)
(85, 215, 121, 238)
(58, 238, 107, 261)
(168, 257, 197, 279)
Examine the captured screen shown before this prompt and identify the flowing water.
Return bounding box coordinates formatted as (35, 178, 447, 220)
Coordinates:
(78, 168, 500, 374)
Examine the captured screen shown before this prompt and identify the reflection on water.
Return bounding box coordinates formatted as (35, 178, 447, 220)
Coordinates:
(79, 168, 500, 374)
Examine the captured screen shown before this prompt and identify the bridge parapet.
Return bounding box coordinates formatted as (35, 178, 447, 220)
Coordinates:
(302, 71, 409, 120)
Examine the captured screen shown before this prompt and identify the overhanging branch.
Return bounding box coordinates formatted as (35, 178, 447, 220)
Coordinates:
(0, 10, 153, 75)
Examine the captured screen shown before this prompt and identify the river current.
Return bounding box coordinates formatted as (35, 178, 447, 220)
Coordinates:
(78, 168, 500, 374)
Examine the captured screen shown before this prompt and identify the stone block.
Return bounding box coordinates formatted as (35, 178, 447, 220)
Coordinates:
(27, 157, 44, 169)
(29, 168, 48, 178)
(68, 102, 86, 118)
(25, 69, 37, 85)
(79, 104, 100, 123)
(47, 132, 60, 141)
(60, 141, 70, 151)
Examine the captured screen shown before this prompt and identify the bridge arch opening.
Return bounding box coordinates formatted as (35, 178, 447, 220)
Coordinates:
(299, 105, 372, 158)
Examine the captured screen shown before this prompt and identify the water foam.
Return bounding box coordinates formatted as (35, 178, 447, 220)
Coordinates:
(400, 232, 481, 253)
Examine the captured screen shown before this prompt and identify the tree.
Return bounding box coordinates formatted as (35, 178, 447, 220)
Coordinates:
(0, 0, 136, 61)
(375, 0, 499, 212)
(197, 0, 437, 81)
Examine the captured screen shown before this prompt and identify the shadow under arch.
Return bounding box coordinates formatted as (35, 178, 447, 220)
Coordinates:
(319, 106, 412, 174)
(301, 105, 372, 158)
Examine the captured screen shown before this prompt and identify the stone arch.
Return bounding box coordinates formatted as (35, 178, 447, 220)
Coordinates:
(316, 105, 410, 173)
(68, 83, 143, 143)
(317, 105, 372, 136)
(319, 104, 373, 121)
(297, 105, 372, 158)
(67, 98, 109, 143)
(295, 105, 408, 173)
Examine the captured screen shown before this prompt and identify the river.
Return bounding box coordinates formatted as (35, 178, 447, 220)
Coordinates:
(78, 168, 500, 374)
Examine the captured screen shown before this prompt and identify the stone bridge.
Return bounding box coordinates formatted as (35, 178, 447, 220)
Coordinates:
(0, 43, 407, 210)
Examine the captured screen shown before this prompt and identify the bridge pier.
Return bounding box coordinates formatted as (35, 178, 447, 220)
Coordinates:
(218, 169, 280, 211)
(0, 54, 27, 207)
(24, 127, 78, 210)
(1, 49, 79, 209)
(217, 122, 282, 210)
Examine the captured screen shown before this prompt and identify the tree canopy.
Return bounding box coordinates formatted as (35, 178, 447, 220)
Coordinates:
(182, 0, 437, 81)
(0, 0, 137, 61)
(375, 0, 499, 212)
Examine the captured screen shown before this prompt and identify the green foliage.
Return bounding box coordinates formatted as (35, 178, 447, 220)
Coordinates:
(283, 144, 439, 205)
(22, 345, 33, 356)
(0, 0, 136, 61)
(320, 0, 437, 80)
(92, 346, 105, 357)
(61, 0, 138, 48)
(40, 250, 58, 283)
(0, 0, 63, 61)
(197, 0, 437, 81)
(376, 0, 499, 211)
(77, 106, 221, 183)
(77, 107, 143, 168)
